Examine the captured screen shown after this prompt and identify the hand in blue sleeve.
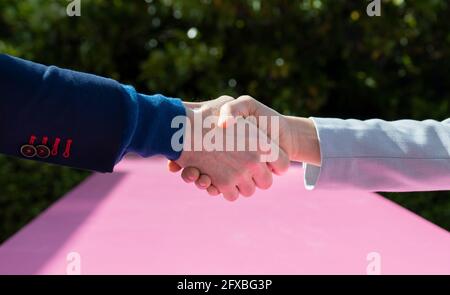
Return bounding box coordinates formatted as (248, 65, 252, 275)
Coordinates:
(0, 54, 186, 172)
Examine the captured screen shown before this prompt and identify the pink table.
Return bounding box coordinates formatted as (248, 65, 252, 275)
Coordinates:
(0, 157, 449, 274)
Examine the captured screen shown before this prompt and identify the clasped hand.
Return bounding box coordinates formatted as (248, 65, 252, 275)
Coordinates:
(168, 95, 308, 201)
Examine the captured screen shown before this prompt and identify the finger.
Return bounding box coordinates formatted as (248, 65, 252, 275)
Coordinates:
(214, 95, 235, 105)
(207, 185, 220, 196)
(168, 160, 182, 172)
(266, 147, 290, 176)
(181, 167, 201, 183)
(222, 187, 239, 202)
(237, 178, 256, 197)
(218, 95, 255, 128)
(252, 166, 273, 190)
(195, 174, 212, 189)
(205, 95, 235, 117)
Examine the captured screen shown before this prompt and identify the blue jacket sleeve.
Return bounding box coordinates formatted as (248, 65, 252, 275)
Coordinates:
(0, 54, 186, 172)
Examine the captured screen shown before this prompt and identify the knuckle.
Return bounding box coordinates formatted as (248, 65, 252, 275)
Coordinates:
(226, 102, 239, 113)
(238, 95, 254, 102)
(237, 95, 257, 112)
(217, 95, 235, 103)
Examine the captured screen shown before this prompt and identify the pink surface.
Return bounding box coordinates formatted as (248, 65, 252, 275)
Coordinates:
(0, 157, 449, 274)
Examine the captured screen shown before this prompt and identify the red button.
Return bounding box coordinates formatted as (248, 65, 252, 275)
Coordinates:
(20, 144, 37, 158)
(36, 145, 51, 159)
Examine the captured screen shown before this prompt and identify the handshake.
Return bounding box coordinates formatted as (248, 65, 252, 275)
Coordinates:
(168, 95, 321, 201)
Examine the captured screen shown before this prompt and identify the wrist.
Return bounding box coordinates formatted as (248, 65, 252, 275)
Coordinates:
(285, 116, 321, 166)
(182, 101, 203, 110)
(177, 107, 195, 165)
(122, 86, 186, 160)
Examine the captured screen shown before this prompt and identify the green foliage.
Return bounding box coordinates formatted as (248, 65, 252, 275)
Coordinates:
(0, 156, 89, 242)
(0, 0, 449, 242)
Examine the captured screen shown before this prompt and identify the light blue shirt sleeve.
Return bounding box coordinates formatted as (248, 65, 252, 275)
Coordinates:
(304, 117, 450, 192)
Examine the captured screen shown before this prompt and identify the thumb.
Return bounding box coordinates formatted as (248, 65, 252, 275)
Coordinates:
(218, 99, 251, 128)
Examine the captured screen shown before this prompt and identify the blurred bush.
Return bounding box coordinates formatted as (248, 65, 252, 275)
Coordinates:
(0, 0, 449, 242)
(0, 156, 89, 242)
